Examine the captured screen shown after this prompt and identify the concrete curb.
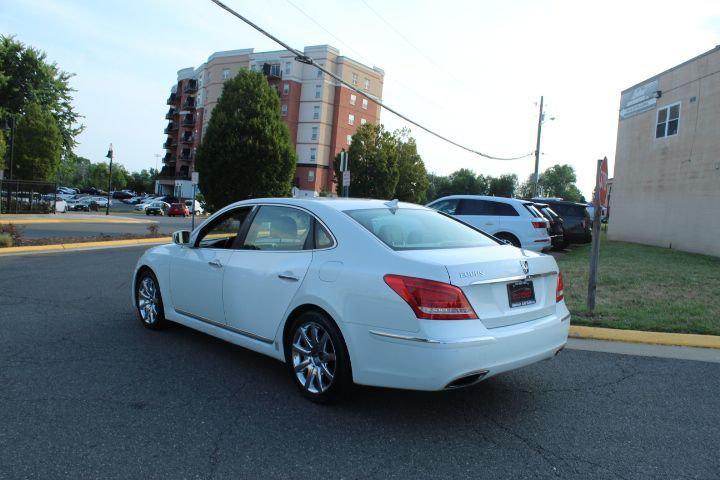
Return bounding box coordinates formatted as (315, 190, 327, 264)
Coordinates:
(570, 325, 720, 350)
(1, 218, 155, 225)
(0, 237, 171, 255)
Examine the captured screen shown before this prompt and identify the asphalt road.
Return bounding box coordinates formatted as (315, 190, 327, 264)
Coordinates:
(1, 247, 719, 479)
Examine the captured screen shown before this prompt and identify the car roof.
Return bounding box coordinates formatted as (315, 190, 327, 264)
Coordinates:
(223, 197, 426, 213)
(429, 195, 531, 205)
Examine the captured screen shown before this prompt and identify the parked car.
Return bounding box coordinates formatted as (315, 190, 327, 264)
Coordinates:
(168, 203, 190, 217)
(145, 201, 170, 216)
(531, 199, 591, 244)
(185, 199, 204, 215)
(54, 198, 68, 213)
(534, 203, 565, 249)
(426, 195, 551, 252)
(132, 198, 569, 402)
(112, 191, 133, 199)
(91, 196, 112, 207)
(72, 198, 99, 212)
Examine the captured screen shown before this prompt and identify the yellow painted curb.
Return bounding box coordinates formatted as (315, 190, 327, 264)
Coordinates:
(1, 218, 154, 225)
(0, 237, 172, 255)
(570, 325, 720, 349)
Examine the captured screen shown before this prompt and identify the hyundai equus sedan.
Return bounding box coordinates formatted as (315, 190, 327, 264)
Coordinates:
(132, 198, 570, 402)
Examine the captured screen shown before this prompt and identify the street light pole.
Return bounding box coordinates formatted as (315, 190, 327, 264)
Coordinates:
(105, 144, 114, 216)
(532, 96, 544, 198)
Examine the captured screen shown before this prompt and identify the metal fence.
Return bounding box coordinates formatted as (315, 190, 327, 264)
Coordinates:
(0, 179, 58, 214)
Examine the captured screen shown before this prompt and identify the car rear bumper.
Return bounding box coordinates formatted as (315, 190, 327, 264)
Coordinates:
(346, 309, 570, 391)
(524, 237, 552, 252)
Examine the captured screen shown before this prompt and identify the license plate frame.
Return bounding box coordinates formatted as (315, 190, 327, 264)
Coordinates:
(507, 280, 536, 308)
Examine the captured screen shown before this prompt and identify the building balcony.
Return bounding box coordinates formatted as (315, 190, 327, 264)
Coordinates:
(163, 153, 176, 164)
(182, 114, 194, 126)
(166, 92, 177, 105)
(179, 149, 194, 161)
(163, 137, 176, 149)
(165, 107, 176, 120)
(262, 63, 282, 79)
(181, 133, 195, 144)
(183, 79, 198, 93)
(163, 122, 177, 134)
(183, 97, 196, 109)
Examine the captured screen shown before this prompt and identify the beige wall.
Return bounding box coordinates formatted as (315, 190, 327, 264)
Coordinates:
(609, 47, 720, 257)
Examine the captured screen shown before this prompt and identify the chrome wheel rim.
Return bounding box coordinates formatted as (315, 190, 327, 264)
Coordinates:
(292, 322, 336, 394)
(137, 276, 159, 325)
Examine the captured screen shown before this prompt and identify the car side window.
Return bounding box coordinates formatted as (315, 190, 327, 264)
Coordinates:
(429, 199, 459, 215)
(196, 207, 252, 249)
(315, 221, 334, 249)
(242, 206, 311, 251)
(458, 199, 492, 215)
(494, 202, 520, 216)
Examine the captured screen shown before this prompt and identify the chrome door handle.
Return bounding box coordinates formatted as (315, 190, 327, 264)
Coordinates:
(278, 274, 299, 282)
(208, 259, 223, 268)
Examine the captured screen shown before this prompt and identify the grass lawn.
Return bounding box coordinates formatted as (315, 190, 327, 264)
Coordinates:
(556, 232, 720, 336)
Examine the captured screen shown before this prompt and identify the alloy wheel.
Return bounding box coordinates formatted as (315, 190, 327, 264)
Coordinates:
(137, 276, 159, 325)
(292, 322, 337, 394)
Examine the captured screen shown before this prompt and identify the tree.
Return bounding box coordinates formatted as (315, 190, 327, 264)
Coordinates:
(0, 36, 83, 157)
(517, 173, 535, 198)
(426, 173, 451, 202)
(56, 153, 90, 186)
(394, 129, 428, 204)
(538, 164, 585, 202)
(87, 162, 128, 191)
(334, 123, 398, 199)
(125, 169, 158, 194)
(195, 70, 296, 211)
(448, 168, 485, 195)
(488, 173, 518, 197)
(13, 102, 61, 181)
(0, 131, 6, 171)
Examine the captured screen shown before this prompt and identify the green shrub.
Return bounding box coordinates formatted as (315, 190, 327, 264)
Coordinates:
(0, 233, 12, 248)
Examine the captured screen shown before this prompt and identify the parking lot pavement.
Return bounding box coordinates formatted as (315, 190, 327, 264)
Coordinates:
(1, 247, 719, 479)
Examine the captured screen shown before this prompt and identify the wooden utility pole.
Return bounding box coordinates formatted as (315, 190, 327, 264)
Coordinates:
(532, 96, 544, 197)
(586, 157, 608, 312)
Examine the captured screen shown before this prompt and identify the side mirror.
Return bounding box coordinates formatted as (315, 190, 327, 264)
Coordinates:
(172, 230, 191, 246)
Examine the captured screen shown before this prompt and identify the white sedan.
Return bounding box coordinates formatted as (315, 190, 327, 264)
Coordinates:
(132, 198, 569, 402)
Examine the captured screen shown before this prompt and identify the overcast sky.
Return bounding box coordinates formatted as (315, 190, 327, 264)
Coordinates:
(2, 0, 719, 198)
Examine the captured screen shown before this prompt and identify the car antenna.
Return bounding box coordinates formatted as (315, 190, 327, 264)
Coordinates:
(384, 199, 399, 214)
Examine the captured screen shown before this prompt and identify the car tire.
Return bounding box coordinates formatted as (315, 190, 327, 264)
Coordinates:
(495, 232, 521, 248)
(135, 269, 167, 330)
(285, 311, 352, 403)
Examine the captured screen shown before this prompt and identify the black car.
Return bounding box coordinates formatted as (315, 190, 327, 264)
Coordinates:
(145, 201, 169, 216)
(534, 203, 565, 249)
(532, 199, 591, 245)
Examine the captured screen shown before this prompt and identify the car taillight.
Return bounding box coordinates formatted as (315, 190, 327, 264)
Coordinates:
(556, 272, 564, 302)
(532, 220, 547, 229)
(383, 274, 477, 320)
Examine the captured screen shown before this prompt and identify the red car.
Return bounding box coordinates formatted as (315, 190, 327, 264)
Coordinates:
(168, 203, 189, 217)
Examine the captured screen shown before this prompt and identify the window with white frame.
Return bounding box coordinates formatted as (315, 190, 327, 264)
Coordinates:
(315, 84, 322, 98)
(283, 83, 290, 95)
(317, 65, 323, 78)
(360, 118, 367, 125)
(285, 61, 292, 75)
(348, 114, 355, 125)
(310, 148, 317, 162)
(362, 98, 368, 109)
(656, 103, 680, 138)
(281, 104, 288, 116)
(311, 126, 318, 140)
(313, 106, 320, 120)
(308, 170, 315, 182)
(346, 134, 352, 145)
(350, 94, 356, 106)
(352, 72, 358, 85)
(223, 68, 231, 80)
(364, 78, 370, 90)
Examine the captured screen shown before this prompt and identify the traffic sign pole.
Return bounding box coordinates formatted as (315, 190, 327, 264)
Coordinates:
(191, 171, 199, 232)
(586, 157, 608, 312)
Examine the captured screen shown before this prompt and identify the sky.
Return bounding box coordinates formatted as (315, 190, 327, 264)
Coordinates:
(2, 0, 719, 199)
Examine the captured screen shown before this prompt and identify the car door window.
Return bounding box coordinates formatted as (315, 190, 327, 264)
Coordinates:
(242, 206, 312, 251)
(494, 202, 520, 216)
(196, 207, 252, 249)
(315, 221, 334, 249)
(429, 199, 459, 215)
(458, 199, 493, 215)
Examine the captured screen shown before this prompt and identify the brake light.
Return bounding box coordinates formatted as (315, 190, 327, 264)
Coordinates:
(383, 274, 477, 320)
(532, 221, 547, 229)
(556, 272, 564, 302)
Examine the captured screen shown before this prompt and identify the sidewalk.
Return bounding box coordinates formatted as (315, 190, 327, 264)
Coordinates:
(0, 213, 155, 224)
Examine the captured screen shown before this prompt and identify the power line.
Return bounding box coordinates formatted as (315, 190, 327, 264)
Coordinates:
(209, 0, 532, 161)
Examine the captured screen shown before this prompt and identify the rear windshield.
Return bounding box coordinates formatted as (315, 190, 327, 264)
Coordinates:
(523, 203, 545, 218)
(345, 208, 499, 251)
(552, 204, 585, 217)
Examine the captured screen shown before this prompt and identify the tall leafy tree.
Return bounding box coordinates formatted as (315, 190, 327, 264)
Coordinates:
(0, 36, 82, 157)
(448, 168, 485, 195)
(394, 129, 428, 204)
(0, 131, 6, 171)
(538, 164, 585, 202)
(488, 173, 518, 197)
(87, 162, 128, 191)
(195, 70, 296, 211)
(334, 123, 398, 199)
(13, 102, 61, 181)
(426, 173, 452, 202)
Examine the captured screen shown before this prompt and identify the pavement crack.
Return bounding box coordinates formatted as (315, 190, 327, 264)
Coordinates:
(207, 381, 248, 479)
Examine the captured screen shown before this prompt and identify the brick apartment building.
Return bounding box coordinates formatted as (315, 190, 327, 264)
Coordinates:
(159, 45, 384, 198)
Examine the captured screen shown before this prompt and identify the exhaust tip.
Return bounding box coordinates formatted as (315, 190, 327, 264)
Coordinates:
(554, 345, 565, 356)
(445, 370, 489, 390)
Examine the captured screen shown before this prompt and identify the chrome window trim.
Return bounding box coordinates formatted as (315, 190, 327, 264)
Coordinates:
(369, 330, 495, 346)
(175, 308, 274, 344)
(469, 271, 558, 286)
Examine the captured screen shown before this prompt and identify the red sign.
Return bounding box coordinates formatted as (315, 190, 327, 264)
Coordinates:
(598, 157, 609, 206)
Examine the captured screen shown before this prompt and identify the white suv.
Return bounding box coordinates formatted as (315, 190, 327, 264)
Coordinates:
(426, 195, 551, 252)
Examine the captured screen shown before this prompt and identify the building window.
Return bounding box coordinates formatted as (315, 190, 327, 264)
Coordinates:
(250, 64, 256, 71)
(310, 148, 317, 162)
(281, 104, 288, 116)
(348, 114, 355, 125)
(313, 106, 320, 120)
(364, 78, 370, 90)
(360, 118, 367, 125)
(223, 68, 230, 80)
(283, 83, 290, 95)
(285, 61, 292, 75)
(311, 126, 318, 140)
(656, 103, 680, 138)
(362, 98, 368, 109)
(346, 134, 352, 145)
(317, 65, 323, 78)
(308, 170, 315, 182)
(315, 84, 322, 98)
(351, 73, 358, 85)
(350, 94, 356, 106)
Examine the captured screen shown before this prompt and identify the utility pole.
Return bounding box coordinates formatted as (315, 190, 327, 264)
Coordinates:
(105, 144, 114, 216)
(154, 153, 161, 174)
(532, 96, 544, 198)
